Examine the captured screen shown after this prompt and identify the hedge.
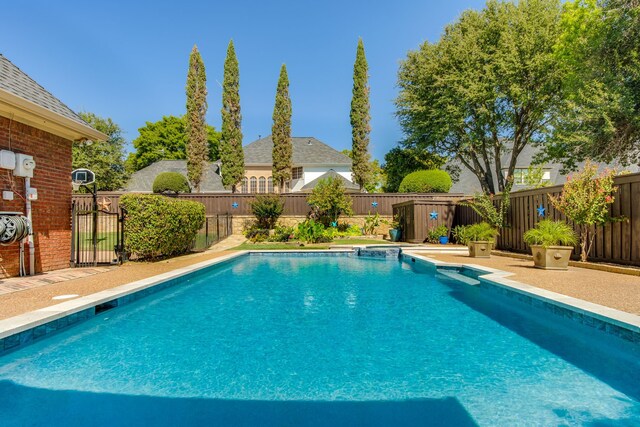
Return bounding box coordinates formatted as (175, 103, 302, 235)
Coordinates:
(120, 194, 205, 259)
(152, 172, 191, 194)
(399, 169, 452, 193)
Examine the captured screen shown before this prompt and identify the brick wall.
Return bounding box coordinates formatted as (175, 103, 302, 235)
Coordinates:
(0, 116, 72, 277)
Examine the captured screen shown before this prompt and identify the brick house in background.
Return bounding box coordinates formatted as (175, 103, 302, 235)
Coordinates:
(0, 54, 106, 277)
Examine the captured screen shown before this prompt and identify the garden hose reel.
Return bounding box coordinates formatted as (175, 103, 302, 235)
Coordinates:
(0, 212, 30, 245)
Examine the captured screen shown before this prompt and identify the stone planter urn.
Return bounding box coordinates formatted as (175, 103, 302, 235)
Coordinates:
(468, 241, 492, 258)
(530, 245, 573, 270)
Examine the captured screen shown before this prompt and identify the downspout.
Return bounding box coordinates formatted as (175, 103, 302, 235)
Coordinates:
(25, 177, 35, 276)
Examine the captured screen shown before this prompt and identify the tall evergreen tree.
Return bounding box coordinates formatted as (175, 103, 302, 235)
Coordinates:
(220, 40, 245, 193)
(271, 64, 292, 192)
(350, 38, 372, 192)
(185, 45, 208, 192)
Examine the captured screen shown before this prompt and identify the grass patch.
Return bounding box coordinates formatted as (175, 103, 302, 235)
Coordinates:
(76, 232, 119, 251)
(232, 238, 391, 251)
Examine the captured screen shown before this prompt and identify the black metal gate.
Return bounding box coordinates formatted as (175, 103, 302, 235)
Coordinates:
(70, 196, 126, 267)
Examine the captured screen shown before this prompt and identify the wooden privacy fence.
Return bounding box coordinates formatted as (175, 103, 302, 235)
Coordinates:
(454, 172, 640, 267)
(72, 192, 464, 216)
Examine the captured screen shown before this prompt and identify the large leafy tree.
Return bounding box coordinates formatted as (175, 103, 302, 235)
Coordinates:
(396, 0, 564, 194)
(73, 112, 128, 191)
(272, 64, 292, 192)
(382, 147, 446, 193)
(220, 40, 245, 193)
(185, 45, 208, 192)
(350, 38, 372, 192)
(126, 115, 220, 172)
(545, 0, 640, 169)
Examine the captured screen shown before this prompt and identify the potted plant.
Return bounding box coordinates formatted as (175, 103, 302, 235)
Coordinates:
(523, 220, 577, 270)
(427, 225, 449, 244)
(387, 214, 402, 242)
(466, 222, 498, 258)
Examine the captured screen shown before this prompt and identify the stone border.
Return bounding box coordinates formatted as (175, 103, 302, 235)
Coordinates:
(0, 251, 249, 351)
(403, 251, 640, 338)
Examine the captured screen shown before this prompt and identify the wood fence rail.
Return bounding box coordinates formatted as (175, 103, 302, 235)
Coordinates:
(454, 171, 640, 266)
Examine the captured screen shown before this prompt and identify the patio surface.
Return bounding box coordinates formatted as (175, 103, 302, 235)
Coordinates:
(0, 238, 639, 320)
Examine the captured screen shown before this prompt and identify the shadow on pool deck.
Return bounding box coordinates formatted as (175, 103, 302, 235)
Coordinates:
(0, 380, 477, 427)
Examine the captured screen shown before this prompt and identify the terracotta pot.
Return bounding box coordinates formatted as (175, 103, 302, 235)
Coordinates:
(468, 241, 492, 258)
(530, 245, 573, 270)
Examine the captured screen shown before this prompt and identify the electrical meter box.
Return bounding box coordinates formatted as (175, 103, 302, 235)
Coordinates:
(14, 154, 35, 178)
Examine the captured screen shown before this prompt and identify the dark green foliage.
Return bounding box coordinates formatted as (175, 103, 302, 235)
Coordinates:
(306, 177, 354, 227)
(73, 112, 128, 191)
(396, 0, 564, 194)
(452, 225, 473, 245)
(350, 38, 372, 191)
(120, 194, 205, 259)
(220, 40, 245, 192)
(426, 225, 449, 243)
(244, 225, 270, 243)
(398, 170, 452, 193)
(152, 172, 191, 194)
(382, 147, 445, 193)
(295, 219, 331, 244)
(268, 225, 295, 242)
(250, 194, 284, 229)
(185, 45, 208, 192)
(126, 115, 220, 172)
(272, 64, 292, 192)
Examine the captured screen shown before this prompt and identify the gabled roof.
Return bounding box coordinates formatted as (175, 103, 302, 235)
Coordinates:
(0, 54, 105, 141)
(244, 136, 352, 166)
(125, 160, 229, 193)
(300, 169, 360, 192)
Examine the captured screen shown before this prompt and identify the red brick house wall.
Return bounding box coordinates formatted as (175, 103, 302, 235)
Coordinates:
(0, 115, 72, 277)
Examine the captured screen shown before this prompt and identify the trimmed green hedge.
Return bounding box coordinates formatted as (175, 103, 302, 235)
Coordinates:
(399, 169, 452, 193)
(152, 172, 191, 194)
(120, 194, 205, 259)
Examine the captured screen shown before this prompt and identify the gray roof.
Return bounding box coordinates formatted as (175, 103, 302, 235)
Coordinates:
(447, 144, 640, 195)
(0, 54, 87, 126)
(125, 160, 229, 193)
(300, 169, 360, 192)
(244, 136, 352, 166)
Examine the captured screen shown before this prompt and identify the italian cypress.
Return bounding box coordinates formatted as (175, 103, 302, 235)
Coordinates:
(350, 38, 372, 192)
(220, 40, 245, 193)
(185, 45, 208, 192)
(271, 64, 292, 193)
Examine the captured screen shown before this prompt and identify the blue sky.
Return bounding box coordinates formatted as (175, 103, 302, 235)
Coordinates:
(2, 0, 485, 162)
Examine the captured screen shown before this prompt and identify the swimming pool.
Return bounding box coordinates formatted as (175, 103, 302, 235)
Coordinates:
(1, 253, 639, 426)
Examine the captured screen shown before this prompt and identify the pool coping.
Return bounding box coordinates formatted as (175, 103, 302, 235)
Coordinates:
(403, 250, 640, 334)
(0, 251, 250, 340)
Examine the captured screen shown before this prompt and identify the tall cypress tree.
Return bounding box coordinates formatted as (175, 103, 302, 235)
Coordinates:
(220, 40, 245, 193)
(271, 64, 292, 193)
(185, 45, 208, 192)
(350, 38, 372, 192)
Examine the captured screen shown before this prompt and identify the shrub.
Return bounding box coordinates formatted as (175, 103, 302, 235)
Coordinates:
(549, 161, 620, 261)
(465, 222, 499, 242)
(120, 194, 204, 259)
(398, 170, 452, 193)
(306, 177, 354, 226)
(523, 220, 578, 248)
(295, 219, 330, 244)
(459, 178, 513, 229)
(337, 224, 362, 237)
(152, 172, 191, 194)
(268, 225, 295, 242)
(363, 212, 381, 235)
(250, 194, 284, 229)
(426, 225, 449, 243)
(452, 225, 473, 245)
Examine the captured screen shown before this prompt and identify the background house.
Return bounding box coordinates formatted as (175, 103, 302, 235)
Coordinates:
(0, 54, 106, 277)
(241, 136, 356, 193)
(125, 160, 228, 193)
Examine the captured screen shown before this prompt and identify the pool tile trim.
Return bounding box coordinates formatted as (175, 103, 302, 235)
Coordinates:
(403, 251, 640, 338)
(0, 251, 249, 346)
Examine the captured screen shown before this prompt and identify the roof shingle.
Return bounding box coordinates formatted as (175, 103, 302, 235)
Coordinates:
(244, 136, 352, 166)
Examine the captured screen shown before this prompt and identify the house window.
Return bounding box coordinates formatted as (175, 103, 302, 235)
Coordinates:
(292, 167, 303, 180)
(507, 168, 551, 185)
(268, 177, 274, 193)
(242, 177, 248, 194)
(259, 177, 266, 193)
(250, 177, 257, 193)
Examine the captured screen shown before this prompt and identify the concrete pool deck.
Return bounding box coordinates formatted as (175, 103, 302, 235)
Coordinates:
(0, 239, 639, 320)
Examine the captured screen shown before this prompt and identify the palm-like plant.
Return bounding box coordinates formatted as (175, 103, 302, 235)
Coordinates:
(523, 220, 578, 248)
(466, 222, 499, 242)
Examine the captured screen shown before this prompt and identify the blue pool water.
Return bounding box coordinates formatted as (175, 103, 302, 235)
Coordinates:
(1, 254, 639, 426)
